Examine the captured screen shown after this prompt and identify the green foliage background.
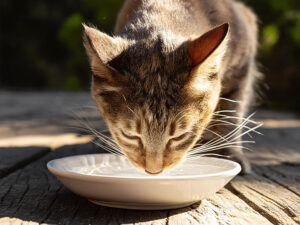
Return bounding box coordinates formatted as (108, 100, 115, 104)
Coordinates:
(0, 0, 299, 111)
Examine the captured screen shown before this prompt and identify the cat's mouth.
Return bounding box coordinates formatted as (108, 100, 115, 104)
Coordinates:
(145, 169, 163, 175)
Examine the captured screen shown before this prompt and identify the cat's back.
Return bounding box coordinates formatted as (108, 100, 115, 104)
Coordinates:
(115, 0, 258, 79)
(115, 0, 257, 41)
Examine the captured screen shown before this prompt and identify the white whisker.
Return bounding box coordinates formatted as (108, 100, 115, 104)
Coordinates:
(219, 97, 240, 103)
(187, 153, 230, 159)
(190, 112, 261, 157)
(70, 110, 124, 155)
(213, 109, 237, 114)
(207, 112, 256, 147)
(208, 119, 262, 136)
(189, 140, 254, 154)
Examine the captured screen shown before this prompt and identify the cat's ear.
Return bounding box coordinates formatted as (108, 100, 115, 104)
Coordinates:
(83, 24, 126, 80)
(187, 23, 229, 69)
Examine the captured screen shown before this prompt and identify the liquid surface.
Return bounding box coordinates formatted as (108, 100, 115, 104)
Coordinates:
(52, 154, 234, 178)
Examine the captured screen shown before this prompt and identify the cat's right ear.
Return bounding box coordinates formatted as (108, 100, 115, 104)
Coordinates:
(187, 23, 229, 72)
(83, 24, 126, 81)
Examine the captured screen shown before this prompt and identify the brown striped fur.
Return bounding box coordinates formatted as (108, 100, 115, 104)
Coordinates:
(83, 0, 260, 174)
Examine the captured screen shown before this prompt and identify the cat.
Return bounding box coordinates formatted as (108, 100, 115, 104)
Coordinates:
(83, 0, 261, 175)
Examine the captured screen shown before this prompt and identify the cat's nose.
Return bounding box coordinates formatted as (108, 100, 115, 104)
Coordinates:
(145, 152, 163, 175)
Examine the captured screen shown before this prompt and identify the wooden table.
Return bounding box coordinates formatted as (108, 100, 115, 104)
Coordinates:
(0, 92, 299, 225)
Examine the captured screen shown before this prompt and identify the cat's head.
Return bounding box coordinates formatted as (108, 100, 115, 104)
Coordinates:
(83, 23, 229, 174)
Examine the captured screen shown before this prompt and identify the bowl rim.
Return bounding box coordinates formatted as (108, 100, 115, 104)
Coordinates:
(47, 153, 241, 181)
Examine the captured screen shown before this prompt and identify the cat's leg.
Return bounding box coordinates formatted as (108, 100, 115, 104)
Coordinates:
(203, 62, 259, 174)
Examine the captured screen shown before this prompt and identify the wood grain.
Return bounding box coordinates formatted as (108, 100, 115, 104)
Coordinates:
(168, 188, 272, 225)
(228, 173, 300, 225)
(0, 142, 273, 225)
(254, 163, 300, 196)
(0, 147, 49, 178)
(1, 92, 300, 224)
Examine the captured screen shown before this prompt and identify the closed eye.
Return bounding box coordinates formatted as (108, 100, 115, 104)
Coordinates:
(169, 132, 189, 142)
(121, 130, 141, 141)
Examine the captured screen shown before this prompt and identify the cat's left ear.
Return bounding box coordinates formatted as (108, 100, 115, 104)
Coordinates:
(187, 23, 229, 71)
(83, 24, 127, 81)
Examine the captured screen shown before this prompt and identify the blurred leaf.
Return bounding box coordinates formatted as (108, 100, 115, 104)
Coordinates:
(64, 75, 82, 90)
(2, 0, 300, 110)
(268, 0, 292, 12)
(80, 0, 123, 32)
(289, 26, 300, 44)
(58, 13, 83, 52)
(287, 11, 300, 44)
(261, 24, 280, 54)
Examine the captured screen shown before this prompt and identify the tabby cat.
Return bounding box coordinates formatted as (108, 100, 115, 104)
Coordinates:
(83, 0, 260, 175)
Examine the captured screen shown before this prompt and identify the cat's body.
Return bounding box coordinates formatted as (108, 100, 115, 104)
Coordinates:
(83, 0, 260, 174)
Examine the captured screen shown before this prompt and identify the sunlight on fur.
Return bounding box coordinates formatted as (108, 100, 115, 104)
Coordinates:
(70, 99, 262, 174)
(81, 0, 261, 175)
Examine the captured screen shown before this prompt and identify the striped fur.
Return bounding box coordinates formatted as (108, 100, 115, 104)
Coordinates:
(83, 0, 260, 174)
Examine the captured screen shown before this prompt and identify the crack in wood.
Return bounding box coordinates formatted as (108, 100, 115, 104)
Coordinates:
(14, 183, 29, 213)
(67, 199, 82, 225)
(226, 183, 278, 225)
(246, 185, 298, 219)
(0, 184, 12, 203)
(165, 210, 170, 225)
(255, 165, 300, 198)
(39, 185, 63, 223)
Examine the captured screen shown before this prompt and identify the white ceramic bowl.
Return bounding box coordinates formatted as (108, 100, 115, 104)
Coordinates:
(47, 154, 240, 210)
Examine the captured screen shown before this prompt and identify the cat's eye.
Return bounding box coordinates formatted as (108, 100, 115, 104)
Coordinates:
(121, 130, 141, 140)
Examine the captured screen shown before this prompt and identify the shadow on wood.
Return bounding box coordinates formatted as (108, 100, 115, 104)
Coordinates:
(0, 142, 193, 224)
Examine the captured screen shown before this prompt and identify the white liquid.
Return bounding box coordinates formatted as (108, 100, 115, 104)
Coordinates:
(60, 154, 226, 178)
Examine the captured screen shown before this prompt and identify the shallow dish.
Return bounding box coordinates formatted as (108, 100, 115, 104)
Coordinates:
(47, 154, 241, 210)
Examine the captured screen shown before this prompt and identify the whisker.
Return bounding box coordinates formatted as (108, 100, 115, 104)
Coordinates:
(190, 146, 246, 156)
(66, 125, 108, 134)
(173, 108, 192, 120)
(219, 97, 241, 103)
(208, 119, 262, 136)
(212, 114, 259, 125)
(190, 112, 261, 157)
(189, 140, 254, 154)
(206, 112, 256, 147)
(187, 153, 230, 159)
(213, 109, 237, 114)
(229, 123, 263, 142)
(202, 127, 230, 143)
(193, 139, 255, 149)
(122, 94, 137, 117)
(93, 140, 123, 155)
(70, 110, 124, 155)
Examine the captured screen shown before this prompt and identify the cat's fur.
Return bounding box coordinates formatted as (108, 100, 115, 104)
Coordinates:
(83, 0, 260, 174)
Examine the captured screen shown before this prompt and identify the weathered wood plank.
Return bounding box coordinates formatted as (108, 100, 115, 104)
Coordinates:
(0, 134, 93, 149)
(1, 91, 299, 225)
(253, 163, 300, 197)
(248, 125, 300, 165)
(0, 143, 94, 224)
(0, 143, 169, 225)
(0, 143, 275, 225)
(228, 173, 300, 225)
(0, 217, 39, 225)
(167, 188, 272, 225)
(0, 147, 50, 178)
